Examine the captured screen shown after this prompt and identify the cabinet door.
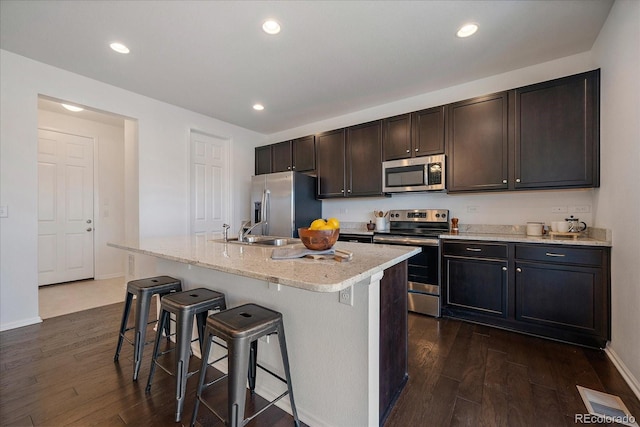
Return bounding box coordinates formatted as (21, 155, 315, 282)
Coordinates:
(382, 113, 412, 161)
(292, 135, 315, 172)
(447, 92, 510, 192)
(515, 70, 599, 189)
(255, 145, 272, 175)
(412, 106, 445, 156)
(347, 120, 383, 197)
(271, 141, 292, 173)
(515, 261, 605, 337)
(444, 257, 507, 317)
(316, 129, 346, 198)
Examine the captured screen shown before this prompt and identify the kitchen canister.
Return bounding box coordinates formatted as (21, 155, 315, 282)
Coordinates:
(526, 222, 545, 236)
(375, 217, 388, 231)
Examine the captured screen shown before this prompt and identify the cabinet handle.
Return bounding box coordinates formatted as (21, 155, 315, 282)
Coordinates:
(465, 247, 481, 252)
(341, 189, 344, 193)
(406, 149, 410, 153)
(502, 179, 507, 184)
(347, 189, 352, 193)
(292, 165, 296, 170)
(516, 267, 522, 273)
(516, 178, 521, 183)
(415, 148, 419, 151)
(502, 266, 507, 271)
(545, 252, 566, 257)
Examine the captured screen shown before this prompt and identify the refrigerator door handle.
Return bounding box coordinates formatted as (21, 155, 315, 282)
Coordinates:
(262, 189, 270, 235)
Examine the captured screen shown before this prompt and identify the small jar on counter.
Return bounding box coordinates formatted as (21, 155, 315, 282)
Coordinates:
(451, 218, 459, 234)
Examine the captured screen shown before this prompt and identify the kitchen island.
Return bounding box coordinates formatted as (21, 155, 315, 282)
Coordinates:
(109, 235, 419, 427)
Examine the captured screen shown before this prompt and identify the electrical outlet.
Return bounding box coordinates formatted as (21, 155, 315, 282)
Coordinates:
(571, 205, 591, 213)
(128, 254, 135, 275)
(467, 206, 479, 213)
(0, 205, 7, 217)
(339, 286, 353, 306)
(339, 208, 348, 214)
(551, 206, 568, 213)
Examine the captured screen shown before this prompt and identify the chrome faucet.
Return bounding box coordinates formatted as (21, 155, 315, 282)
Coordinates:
(238, 219, 267, 242)
(222, 223, 230, 242)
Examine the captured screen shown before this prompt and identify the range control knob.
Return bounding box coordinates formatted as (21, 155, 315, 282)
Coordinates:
(441, 213, 447, 219)
(435, 213, 440, 218)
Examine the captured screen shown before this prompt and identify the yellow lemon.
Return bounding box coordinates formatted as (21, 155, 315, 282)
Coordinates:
(310, 219, 327, 230)
(326, 217, 340, 229)
(318, 224, 334, 230)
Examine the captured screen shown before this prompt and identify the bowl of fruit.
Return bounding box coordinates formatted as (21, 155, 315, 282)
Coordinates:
(298, 218, 340, 251)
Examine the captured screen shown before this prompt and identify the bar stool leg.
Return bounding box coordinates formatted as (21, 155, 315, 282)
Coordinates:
(190, 330, 214, 427)
(133, 291, 153, 381)
(228, 338, 251, 427)
(277, 324, 300, 427)
(145, 309, 169, 393)
(174, 311, 195, 422)
(114, 291, 134, 362)
(248, 340, 258, 393)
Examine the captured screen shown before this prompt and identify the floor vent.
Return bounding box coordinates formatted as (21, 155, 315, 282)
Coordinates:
(577, 385, 638, 427)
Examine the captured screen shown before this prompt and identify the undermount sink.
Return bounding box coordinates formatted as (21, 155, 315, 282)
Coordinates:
(215, 236, 298, 247)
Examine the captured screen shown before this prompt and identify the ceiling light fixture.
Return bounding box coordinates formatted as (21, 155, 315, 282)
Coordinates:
(253, 104, 265, 111)
(262, 20, 281, 35)
(61, 103, 84, 112)
(110, 42, 130, 54)
(456, 23, 479, 38)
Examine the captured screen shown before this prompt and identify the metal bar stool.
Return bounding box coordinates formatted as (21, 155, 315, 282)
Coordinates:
(146, 288, 227, 422)
(191, 303, 300, 427)
(114, 275, 182, 380)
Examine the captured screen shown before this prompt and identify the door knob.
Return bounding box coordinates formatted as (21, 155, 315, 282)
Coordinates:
(87, 219, 92, 224)
(86, 227, 93, 232)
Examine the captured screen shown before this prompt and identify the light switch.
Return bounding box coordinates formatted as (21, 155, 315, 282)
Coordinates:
(0, 205, 7, 218)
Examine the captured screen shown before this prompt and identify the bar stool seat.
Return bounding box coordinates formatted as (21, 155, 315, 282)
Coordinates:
(191, 303, 300, 427)
(114, 275, 182, 380)
(145, 288, 227, 423)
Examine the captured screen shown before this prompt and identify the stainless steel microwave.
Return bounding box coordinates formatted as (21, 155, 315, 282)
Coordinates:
(382, 155, 446, 192)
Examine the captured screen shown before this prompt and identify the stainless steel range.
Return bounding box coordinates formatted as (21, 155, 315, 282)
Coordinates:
(373, 209, 449, 317)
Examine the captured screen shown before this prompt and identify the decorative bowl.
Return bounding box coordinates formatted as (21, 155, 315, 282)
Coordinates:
(298, 227, 340, 251)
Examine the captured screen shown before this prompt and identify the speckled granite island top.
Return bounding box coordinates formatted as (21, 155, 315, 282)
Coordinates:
(109, 235, 420, 292)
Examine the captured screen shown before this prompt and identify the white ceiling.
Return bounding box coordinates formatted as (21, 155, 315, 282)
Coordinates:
(1, 0, 613, 134)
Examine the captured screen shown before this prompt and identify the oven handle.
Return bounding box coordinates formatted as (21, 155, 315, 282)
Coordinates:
(373, 235, 439, 246)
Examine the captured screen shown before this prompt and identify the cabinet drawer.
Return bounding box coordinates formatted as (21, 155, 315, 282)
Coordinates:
(515, 245, 603, 266)
(443, 241, 508, 259)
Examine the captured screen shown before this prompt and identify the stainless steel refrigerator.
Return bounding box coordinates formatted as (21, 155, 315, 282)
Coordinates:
(250, 171, 321, 238)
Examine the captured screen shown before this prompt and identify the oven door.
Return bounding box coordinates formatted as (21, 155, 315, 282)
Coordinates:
(373, 235, 441, 317)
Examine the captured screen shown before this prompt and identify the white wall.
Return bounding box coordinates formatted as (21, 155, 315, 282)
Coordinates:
(38, 109, 126, 279)
(591, 0, 640, 394)
(0, 49, 265, 330)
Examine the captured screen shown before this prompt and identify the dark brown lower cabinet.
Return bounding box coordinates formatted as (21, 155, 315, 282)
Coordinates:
(379, 260, 408, 425)
(442, 240, 610, 348)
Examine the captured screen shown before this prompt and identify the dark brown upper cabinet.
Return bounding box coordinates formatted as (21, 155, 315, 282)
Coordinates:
(382, 107, 445, 161)
(447, 92, 510, 193)
(255, 145, 272, 175)
(316, 121, 383, 198)
(255, 135, 316, 175)
(514, 70, 600, 189)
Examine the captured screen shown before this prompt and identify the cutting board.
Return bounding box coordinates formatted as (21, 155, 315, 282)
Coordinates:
(271, 247, 335, 260)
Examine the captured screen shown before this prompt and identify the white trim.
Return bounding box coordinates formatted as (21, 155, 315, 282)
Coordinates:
(1, 316, 43, 332)
(605, 344, 640, 401)
(94, 272, 125, 280)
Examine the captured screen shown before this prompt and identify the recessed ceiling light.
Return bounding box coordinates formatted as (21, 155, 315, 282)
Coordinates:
(253, 104, 265, 111)
(61, 103, 84, 112)
(456, 23, 479, 38)
(262, 20, 281, 35)
(110, 42, 130, 54)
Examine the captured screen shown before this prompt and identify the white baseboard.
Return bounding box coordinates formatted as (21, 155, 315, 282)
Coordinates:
(94, 272, 125, 280)
(0, 316, 42, 332)
(605, 344, 640, 401)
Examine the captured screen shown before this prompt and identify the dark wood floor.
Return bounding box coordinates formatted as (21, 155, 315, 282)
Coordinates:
(385, 314, 640, 427)
(1, 303, 638, 426)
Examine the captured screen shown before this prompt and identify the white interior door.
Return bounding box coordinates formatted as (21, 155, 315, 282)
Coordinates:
(190, 131, 230, 240)
(38, 129, 94, 286)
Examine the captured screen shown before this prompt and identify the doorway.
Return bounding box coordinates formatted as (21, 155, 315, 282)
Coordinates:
(37, 96, 135, 315)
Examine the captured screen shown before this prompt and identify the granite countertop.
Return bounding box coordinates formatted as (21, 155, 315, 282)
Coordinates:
(439, 225, 612, 247)
(108, 235, 419, 292)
